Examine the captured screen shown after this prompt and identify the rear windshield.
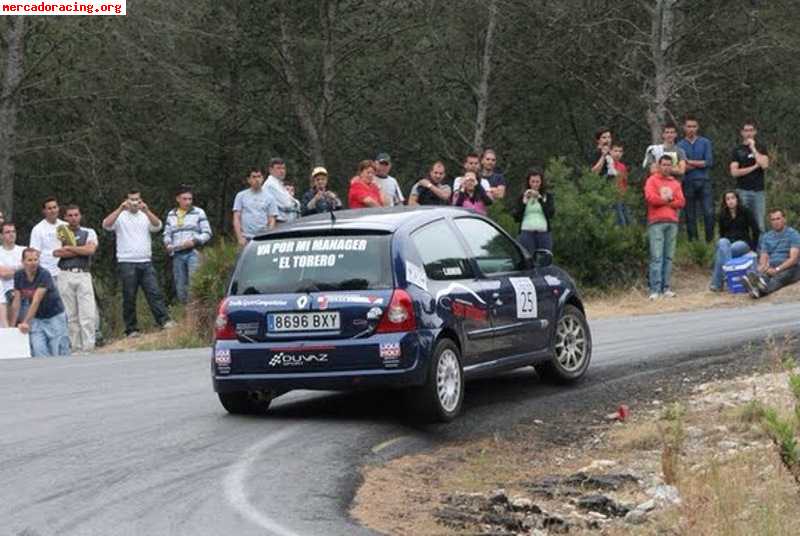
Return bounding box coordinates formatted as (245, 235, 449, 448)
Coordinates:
(231, 234, 393, 295)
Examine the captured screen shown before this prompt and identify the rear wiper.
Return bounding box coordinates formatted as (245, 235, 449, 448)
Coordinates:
(337, 278, 369, 290)
(295, 284, 320, 293)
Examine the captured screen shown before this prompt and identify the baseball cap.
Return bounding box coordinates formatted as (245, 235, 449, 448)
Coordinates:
(375, 152, 391, 164)
(311, 166, 328, 177)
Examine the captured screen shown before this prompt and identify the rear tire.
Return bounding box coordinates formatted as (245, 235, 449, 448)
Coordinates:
(407, 339, 464, 422)
(535, 304, 592, 383)
(218, 390, 273, 415)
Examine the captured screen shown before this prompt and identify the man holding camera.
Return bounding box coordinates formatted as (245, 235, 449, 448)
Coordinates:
(300, 167, 342, 216)
(103, 190, 174, 338)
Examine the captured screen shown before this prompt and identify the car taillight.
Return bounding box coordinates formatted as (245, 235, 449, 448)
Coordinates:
(375, 289, 416, 333)
(214, 298, 237, 340)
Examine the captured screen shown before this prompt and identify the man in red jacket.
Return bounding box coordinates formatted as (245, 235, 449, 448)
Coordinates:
(645, 155, 686, 300)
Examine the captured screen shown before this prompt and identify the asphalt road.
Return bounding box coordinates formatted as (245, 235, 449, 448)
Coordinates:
(2, 301, 799, 536)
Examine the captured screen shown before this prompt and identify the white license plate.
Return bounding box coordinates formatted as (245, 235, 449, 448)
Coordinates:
(268, 312, 340, 332)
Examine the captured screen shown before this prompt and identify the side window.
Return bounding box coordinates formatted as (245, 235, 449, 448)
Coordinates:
(453, 218, 524, 275)
(411, 221, 473, 280)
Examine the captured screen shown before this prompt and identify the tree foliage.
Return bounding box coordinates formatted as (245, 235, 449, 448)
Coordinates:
(1, 0, 799, 292)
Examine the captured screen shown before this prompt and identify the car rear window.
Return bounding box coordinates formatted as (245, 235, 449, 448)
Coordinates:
(231, 234, 393, 295)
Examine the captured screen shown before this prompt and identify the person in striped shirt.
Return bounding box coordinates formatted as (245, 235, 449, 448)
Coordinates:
(163, 185, 213, 304)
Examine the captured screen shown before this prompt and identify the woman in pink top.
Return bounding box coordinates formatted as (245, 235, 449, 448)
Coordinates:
(452, 171, 493, 215)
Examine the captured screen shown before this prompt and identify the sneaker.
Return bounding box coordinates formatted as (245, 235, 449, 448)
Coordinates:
(741, 273, 761, 299)
(753, 273, 768, 294)
(709, 286, 722, 293)
(663, 290, 677, 298)
(162, 320, 178, 329)
(127, 331, 142, 338)
(648, 293, 661, 301)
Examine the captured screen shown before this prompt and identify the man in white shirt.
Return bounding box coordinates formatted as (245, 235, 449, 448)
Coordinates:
(374, 152, 405, 206)
(453, 152, 492, 194)
(642, 123, 688, 177)
(102, 189, 174, 337)
(29, 197, 67, 279)
(264, 157, 301, 224)
(0, 222, 25, 327)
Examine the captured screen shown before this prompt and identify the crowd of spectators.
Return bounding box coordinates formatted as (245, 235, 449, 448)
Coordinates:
(0, 117, 796, 357)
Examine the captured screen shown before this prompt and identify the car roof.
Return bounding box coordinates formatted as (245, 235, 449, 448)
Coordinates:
(255, 207, 475, 238)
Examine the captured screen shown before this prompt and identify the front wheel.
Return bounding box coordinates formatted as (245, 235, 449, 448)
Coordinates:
(407, 339, 464, 422)
(218, 390, 273, 415)
(535, 304, 592, 383)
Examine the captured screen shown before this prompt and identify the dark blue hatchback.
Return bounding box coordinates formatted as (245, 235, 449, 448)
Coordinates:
(212, 207, 591, 421)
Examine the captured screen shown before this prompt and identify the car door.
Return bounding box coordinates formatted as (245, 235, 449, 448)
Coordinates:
(452, 217, 551, 356)
(409, 219, 493, 367)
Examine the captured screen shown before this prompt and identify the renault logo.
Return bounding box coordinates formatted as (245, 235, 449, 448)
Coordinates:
(296, 295, 309, 309)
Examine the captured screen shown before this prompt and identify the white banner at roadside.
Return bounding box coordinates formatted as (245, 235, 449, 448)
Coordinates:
(0, 328, 31, 359)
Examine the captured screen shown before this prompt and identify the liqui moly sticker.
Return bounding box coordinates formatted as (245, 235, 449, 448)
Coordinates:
(379, 343, 402, 368)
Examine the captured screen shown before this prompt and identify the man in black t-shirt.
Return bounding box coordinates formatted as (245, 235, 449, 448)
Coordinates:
(9, 248, 70, 357)
(730, 120, 770, 232)
(589, 127, 614, 177)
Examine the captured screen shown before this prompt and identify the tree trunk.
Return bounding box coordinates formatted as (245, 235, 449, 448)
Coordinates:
(646, 0, 676, 143)
(473, 0, 498, 152)
(278, 12, 325, 167)
(0, 17, 26, 218)
(317, 0, 336, 153)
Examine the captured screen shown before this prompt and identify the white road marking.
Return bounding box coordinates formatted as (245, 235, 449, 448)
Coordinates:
(223, 427, 303, 536)
(371, 435, 411, 454)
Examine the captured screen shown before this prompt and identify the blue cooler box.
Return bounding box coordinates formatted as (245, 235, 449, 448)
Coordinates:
(723, 254, 757, 294)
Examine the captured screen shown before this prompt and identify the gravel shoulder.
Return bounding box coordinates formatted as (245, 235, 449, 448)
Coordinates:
(352, 338, 800, 535)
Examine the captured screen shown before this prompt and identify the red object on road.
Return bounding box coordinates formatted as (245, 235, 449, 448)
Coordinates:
(617, 404, 630, 421)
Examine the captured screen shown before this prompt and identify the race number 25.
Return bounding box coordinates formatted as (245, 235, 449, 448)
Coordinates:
(509, 277, 538, 319)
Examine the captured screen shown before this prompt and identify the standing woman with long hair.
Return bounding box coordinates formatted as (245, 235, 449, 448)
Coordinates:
(514, 168, 555, 252)
(452, 171, 493, 215)
(710, 190, 760, 291)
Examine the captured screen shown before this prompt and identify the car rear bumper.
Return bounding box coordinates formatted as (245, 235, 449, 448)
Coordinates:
(211, 330, 433, 393)
(213, 364, 426, 392)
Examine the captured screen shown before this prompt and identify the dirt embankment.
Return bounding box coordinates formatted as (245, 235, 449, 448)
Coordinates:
(352, 339, 800, 535)
(586, 265, 800, 320)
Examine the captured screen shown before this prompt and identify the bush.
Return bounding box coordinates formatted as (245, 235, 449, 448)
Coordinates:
(676, 239, 714, 269)
(189, 239, 240, 341)
(767, 151, 800, 224)
(487, 202, 517, 237)
(546, 158, 649, 288)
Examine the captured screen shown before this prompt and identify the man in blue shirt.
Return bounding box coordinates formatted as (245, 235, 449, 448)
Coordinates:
(232, 168, 279, 247)
(677, 115, 714, 242)
(9, 248, 70, 356)
(741, 209, 800, 298)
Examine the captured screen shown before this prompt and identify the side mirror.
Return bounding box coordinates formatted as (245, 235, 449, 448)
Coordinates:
(532, 249, 553, 268)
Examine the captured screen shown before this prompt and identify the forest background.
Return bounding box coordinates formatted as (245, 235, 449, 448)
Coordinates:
(2, 0, 800, 335)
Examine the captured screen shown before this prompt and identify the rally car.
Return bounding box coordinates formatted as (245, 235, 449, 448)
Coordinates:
(212, 207, 591, 421)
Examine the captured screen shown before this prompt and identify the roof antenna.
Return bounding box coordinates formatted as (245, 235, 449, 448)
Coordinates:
(328, 197, 336, 225)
